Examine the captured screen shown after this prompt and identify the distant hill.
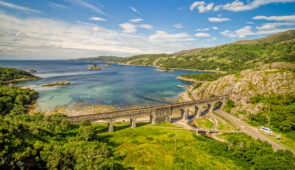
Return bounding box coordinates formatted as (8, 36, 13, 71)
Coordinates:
(71, 56, 120, 62)
(74, 29, 295, 73)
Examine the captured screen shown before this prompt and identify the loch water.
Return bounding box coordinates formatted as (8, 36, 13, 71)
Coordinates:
(0, 60, 200, 110)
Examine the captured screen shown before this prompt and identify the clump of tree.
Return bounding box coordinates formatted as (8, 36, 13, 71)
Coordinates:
(249, 94, 295, 132)
(223, 99, 235, 113)
(0, 67, 39, 81)
(0, 113, 124, 169)
(0, 85, 38, 116)
(221, 133, 294, 169)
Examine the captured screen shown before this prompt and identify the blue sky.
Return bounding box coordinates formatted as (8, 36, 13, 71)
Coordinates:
(0, 0, 294, 59)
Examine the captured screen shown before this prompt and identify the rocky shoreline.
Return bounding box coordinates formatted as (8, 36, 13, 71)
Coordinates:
(41, 81, 72, 87)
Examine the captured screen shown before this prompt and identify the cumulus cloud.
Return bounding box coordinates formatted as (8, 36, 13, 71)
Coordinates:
(208, 17, 230, 22)
(139, 24, 153, 29)
(149, 31, 195, 43)
(129, 18, 143, 23)
(119, 22, 137, 33)
(190, 1, 214, 13)
(253, 15, 295, 21)
(221, 25, 292, 38)
(190, 1, 205, 11)
(173, 23, 183, 29)
(130, 6, 140, 14)
(195, 33, 210, 37)
(0, 12, 200, 59)
(220, 0, 295, 12)
(256, 22, 295, 30)
(0, 1, 41, 13)
(89, 17, 106, 22)
(212, 26, 219, 30)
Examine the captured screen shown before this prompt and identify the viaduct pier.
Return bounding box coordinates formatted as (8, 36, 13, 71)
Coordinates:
(64, 95, 228, 133)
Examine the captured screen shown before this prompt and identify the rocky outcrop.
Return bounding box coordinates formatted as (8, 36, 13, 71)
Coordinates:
(186, 62, 295, 114)
(176, 76, 197, 83)
(27, 69, 37, 73)
(41, 81, 72, 87)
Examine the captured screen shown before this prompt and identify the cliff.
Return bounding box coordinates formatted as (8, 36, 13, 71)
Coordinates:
(186, 62, 295, 115)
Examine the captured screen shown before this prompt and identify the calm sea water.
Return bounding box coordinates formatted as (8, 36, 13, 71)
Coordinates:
(0, 60, 199, 110)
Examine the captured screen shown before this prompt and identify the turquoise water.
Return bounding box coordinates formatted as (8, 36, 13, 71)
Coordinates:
(0, 60, 200, 110)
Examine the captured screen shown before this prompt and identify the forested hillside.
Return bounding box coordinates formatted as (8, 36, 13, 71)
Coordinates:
(77, 30, 295, 73)
(0, 67, 40, 82)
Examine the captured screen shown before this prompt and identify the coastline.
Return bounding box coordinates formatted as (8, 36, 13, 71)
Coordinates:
(104, 61, 224, 73)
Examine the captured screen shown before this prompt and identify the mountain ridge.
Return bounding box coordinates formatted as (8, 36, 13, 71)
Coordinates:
(73, 29, 295, 73)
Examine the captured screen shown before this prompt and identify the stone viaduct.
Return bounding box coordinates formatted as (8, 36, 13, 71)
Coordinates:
(64, 95, 229, 133)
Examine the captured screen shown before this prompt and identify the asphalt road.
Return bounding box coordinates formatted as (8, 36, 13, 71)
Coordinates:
(215, 110, 286, 151)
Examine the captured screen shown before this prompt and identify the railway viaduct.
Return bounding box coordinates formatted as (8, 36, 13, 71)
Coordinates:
(64, 95, 229, 133)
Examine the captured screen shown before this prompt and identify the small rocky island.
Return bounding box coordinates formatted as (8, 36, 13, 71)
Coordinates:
(88, 64, 102, 71)
(27, 69, 37, 73)
(156, 68, 174, 72)
(41, 81, 72, 87)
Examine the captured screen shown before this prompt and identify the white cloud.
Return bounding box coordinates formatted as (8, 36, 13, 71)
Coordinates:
(119, 22, 137, 33)
(208, 17, 230, 22)
(0, 11, 176, 59)
(0, 1, 41, 13)
(0, 11, 207, 59)
(190, 1, 214, 13)
(130, 6, 140, 14)
(149, 31, 195, 43)
(190, 1, 205, 11)
(173, 23, 183, 29)
(212, 26, 219, 30)
(221, 25, 293, 38)
(253, 15, 295, 21)
(196, 28, 210, 31)
(139, 24, 153, 29)
(89, 17, 106, 22)
(69, 0, 106, 15)
(195, 33, 211, 37)
(256, 22, 295, 30)
(129, 18, 143, 23)
(49, 3, 67, 9)
(221, 30, 240, 38)
(247, 21, 254, 24)
(221, 0, 295, 12)
(213, 5, 223, 11)
(198, 3, 214, 13)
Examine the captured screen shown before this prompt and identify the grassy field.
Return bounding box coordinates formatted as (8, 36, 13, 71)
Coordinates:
(217, 121, 232, 131)
(195, 118, 214, 129)
(97, 122, 244, 169)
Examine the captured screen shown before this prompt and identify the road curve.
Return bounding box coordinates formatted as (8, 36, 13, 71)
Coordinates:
(215, 110, 286, 151)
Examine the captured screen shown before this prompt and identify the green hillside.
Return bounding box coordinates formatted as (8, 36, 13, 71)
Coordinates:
(79, 30, 295, 73)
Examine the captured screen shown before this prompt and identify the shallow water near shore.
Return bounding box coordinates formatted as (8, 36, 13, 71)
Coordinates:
(0, 60, 200, 111)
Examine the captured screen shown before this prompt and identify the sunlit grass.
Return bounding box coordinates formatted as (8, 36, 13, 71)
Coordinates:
(97, 122, 243, 169)
(195, 118, 214, 129)
(217, 121, 232, 131)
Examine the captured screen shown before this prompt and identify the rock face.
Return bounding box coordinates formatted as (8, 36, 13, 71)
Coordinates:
(189, 62, 295, 114)
(41, 81, 72, 87)
(28, 69, 37, 73)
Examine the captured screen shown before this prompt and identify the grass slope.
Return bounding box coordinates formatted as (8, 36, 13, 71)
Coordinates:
(100, 122, 243, 169)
